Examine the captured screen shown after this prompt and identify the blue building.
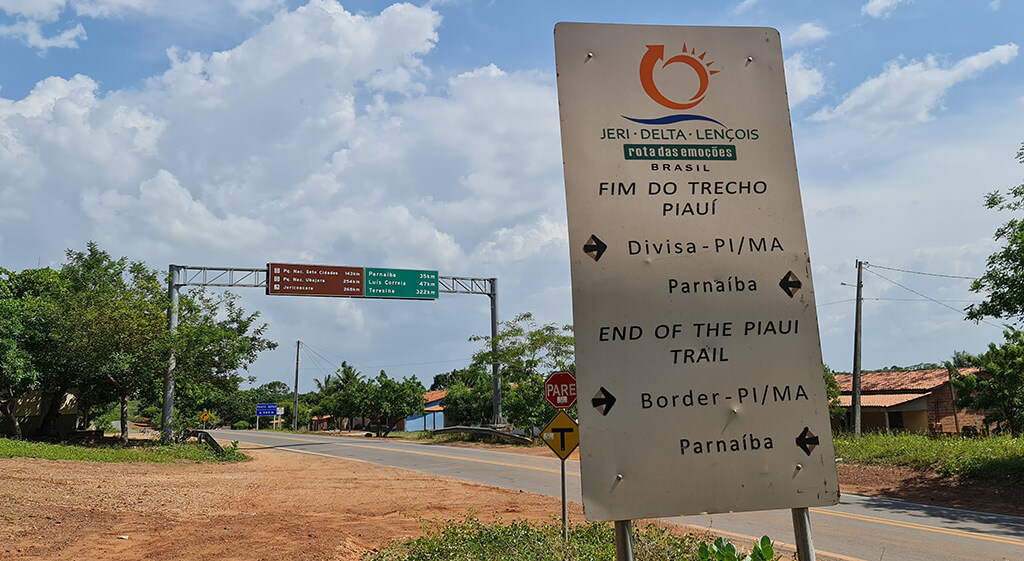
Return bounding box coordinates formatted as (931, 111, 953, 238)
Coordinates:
(401, 390, 447, 432)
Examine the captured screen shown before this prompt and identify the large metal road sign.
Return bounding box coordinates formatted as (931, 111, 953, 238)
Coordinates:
(266, 263, 439, 300)
(555, 23, 839, 522)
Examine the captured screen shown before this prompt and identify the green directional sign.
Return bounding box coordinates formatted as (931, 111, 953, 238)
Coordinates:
(364, 268, 438, 299)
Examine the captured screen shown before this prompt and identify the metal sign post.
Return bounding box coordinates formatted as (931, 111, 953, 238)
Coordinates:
(541, 410, 579, 540)
(614, 520, 634, 561)
(792, 507, 816, 561)
(560, 459, 568, 540)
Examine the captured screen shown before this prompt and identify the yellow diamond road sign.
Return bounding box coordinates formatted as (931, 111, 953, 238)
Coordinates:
(541, 410, 579, 460)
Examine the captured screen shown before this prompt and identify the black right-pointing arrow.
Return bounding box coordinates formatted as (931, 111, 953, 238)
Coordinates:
(796, 426, 820, 456)
(584, 234, 608, 262)
(592, 387, 616, 416)
(779, 271, 803, 298)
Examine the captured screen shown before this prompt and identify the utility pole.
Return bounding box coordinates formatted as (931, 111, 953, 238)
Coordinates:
(853, 260, 864, 438)
(163, 265, 180, 445)
(489, 278, 503, 426)
(293, 340, 300, 431)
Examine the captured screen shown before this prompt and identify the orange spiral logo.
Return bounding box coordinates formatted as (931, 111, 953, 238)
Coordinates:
(640, 44, 719, 110)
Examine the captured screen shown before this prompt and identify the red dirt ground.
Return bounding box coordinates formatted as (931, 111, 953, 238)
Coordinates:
(1, 438, 1020, 561)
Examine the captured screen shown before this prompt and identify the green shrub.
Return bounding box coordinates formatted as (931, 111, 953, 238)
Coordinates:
(232, 421, 251, 430)
(834, 432, 1024, 481)
(364, 516, 768, 561)
(137, 405, 162, 422)
(0, 437, 248, 463)
(697, 536, 775, 561)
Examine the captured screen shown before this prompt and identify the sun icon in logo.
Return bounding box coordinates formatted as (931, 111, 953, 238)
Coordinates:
(640, 43, 720, 110)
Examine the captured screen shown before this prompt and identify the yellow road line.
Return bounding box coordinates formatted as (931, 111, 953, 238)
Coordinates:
(230, 432, 1023, 550)
(810, 507, 1024, 547)
(232, 432, 581, 476)
(236, 434, 867, 561)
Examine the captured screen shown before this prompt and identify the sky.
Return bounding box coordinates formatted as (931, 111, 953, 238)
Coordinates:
(1, 0, 1022, 392)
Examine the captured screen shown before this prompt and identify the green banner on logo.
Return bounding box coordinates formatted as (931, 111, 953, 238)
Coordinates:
(623, 144, 737, 160)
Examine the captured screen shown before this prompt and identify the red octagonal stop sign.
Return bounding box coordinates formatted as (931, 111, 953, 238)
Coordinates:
(544, 371, 577, 409)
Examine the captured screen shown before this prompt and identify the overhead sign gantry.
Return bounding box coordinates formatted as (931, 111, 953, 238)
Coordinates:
(162, 264, 500, 444)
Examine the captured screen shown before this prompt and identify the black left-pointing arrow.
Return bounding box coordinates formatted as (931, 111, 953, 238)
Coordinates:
(796, 426, 820, 456)
(592, 387, 616, 416)
(779, 271, 803, 298)
(584, 234, 607, 262)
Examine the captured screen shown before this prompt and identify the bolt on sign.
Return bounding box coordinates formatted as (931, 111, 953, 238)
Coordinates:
(267, 263, 438, 300)
(554, 23, 839, 521)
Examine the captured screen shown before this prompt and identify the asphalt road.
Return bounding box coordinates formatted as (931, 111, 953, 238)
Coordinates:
(215, 429, 1024, 561)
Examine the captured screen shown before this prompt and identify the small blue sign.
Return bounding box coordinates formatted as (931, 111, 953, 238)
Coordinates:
(256, 403, 278, 416)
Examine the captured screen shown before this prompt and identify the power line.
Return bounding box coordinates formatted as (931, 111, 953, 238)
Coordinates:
(875, 298, 981, 303)
(299, 340, 471, 372)
(817, 298, 863, 307)
(815, 297, 979, 308)
(864, 263, 978, 280)
(361, 357, 472, 369)
(863, 268, 1003, 329)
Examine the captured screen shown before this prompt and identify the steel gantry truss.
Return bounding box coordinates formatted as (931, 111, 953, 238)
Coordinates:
(162, 264, 501, 443)
(172, 265, 268, 288)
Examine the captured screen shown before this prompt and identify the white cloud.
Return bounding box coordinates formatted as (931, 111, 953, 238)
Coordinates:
(0, 20, 85, 51)
(473, 216, 567, 265)
(0, 0, 67, 21)
(811, 43, 1018, 130)
(1, 0, 286, 30)
(0, 0, 154, 21)
(331, 300, 365, 331)
(230, 0, 285, 17)
(70, 0, 152, 18)
(81, 169, 272, 250)
(0, 0, 568, 278)
(733, 0, 760, 14)
(0, 74, 162, 197)
(787, 23, 829, 47)
(861, 0, 908, 19)
(796, 97, 1024, 369)
(0, 0, 575, 385)
(989, 0, 1001, 11)
(785, 53, 825, 107)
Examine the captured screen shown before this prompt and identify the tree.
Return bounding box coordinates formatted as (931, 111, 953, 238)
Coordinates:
(966, 142, 1024, 323)
(469, 313, 575, 384)
(950, 350, 973, 368)
(501, 373, 549, 436)
(0, 269, 38, 439)
(949, 329, 1024, 435)
(822, 364, 844, 421)
(9, 266, 87, 437)
(311, 361, 366, 429)
(429, 369, 459, 391)
(62, 245, 168, 444)
(442, 381, 492, 426)
(456, 312, 574, 430)
(361, 371, 424, 437)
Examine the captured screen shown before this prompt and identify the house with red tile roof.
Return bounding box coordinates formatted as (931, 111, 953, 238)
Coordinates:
(834, 367, 989, 436)
(398, 389, 447, 432)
